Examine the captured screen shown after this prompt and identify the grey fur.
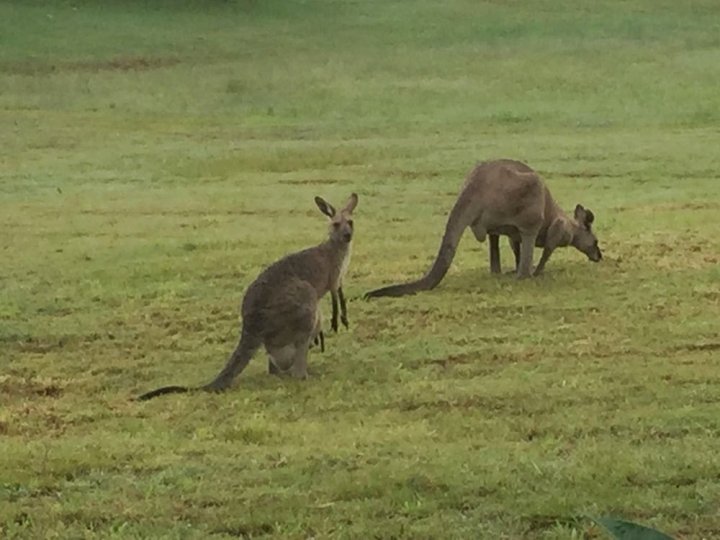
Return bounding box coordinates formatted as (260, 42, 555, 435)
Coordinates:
(365, 159, 601, 298)
(137, 193, 358, 400)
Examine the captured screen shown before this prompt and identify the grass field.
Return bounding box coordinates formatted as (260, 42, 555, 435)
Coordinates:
(2, 1, 720, 538)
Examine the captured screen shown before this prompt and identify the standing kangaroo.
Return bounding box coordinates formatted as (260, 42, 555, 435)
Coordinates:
(365, 159, 601, 299)
(137, 193, 358, 400)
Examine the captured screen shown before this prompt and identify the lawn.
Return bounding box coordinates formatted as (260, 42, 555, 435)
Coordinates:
(1, 1, 719, 538)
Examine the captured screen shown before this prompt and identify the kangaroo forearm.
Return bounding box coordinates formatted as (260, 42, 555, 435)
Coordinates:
(534, 247, 554, 275)
(534, 218, 569, 275)
(338, 287, 349, 328)
(331, 290, 339, 332)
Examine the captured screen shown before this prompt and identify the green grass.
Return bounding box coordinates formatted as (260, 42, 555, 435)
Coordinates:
(2, 1, 720, 538)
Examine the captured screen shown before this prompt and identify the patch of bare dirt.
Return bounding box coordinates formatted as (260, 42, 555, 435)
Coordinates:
(553, 171, 607, 178)
(427, 349, 538, 371)
(524, 514, 584, 534)
(0, 376, 64, 399)
(395, 394, 507, 413)
(211, 523, 274, 537)
(278, 178, 340, 186)
(2, 402, 69, 437)
(613, 201, 720, 212)
(396, 170, 441, 180)
(372, 169, 442, 181)
(670, 342, 720, 353)
(2, 56, 180, 75)
(428, 353, 477, 369)
(11, 336, 71, 354)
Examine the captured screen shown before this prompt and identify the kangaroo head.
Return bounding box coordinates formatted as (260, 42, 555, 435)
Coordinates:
(571, 204, 602, 262)
(314, 193, 358, 244)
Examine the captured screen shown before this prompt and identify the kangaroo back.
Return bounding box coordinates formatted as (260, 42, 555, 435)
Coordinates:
(364, 195, 476, 298)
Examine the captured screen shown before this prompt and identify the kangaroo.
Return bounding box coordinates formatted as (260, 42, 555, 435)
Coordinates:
(364, 159, 601, 298)
(136, 193, 358, 400)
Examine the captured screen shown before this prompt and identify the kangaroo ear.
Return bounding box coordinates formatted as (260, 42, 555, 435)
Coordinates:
(315, 196, 336, 218)
(343, 193, 358, 214)
(574, 204, 594, 228)
(584, 208, 595, 225)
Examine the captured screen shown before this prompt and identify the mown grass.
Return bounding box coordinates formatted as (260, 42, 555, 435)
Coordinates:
(1, 1, 720, 538)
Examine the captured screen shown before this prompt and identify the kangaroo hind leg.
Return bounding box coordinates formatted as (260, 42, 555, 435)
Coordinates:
(267, 344, 295, 375)
(507, 237, 521, 274)
(291, 311, 318, 379)
(470, 221, 487, 243)
(268, 338, 311, 380)
(264, 281, 317, 379)
(516, 231, 538, 279)
(311, 307, 324, 352)
(471, 222, 501, 274)
(289, 345, 309, 380)
(488, 234, 501, 274)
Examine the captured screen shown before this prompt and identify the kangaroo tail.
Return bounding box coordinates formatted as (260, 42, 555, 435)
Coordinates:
(364, 196, 476, 298)
(201, 329, 263, 392)
(135, 329, 262, 401)
(136, 385, 190, 401)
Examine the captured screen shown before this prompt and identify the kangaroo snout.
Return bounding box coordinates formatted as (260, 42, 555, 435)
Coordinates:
(343, 232, 352, 242)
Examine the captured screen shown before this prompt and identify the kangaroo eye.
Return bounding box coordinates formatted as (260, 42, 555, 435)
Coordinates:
(347, 220, 354, 227)
(332, 222, 340, 229)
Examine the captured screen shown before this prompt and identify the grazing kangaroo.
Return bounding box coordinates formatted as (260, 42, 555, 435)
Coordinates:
(365, 159, 601, 298)
(136, 193, 358, 401)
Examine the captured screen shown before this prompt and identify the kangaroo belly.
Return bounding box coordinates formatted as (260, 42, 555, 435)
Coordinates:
(337, 245, 352, 286)
(473, 220, 520, 242)
(267, 345, 297, 371)
(487, 224, 520, 237)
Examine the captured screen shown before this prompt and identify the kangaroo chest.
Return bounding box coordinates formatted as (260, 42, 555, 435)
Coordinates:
(332, 244, 352, 288)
